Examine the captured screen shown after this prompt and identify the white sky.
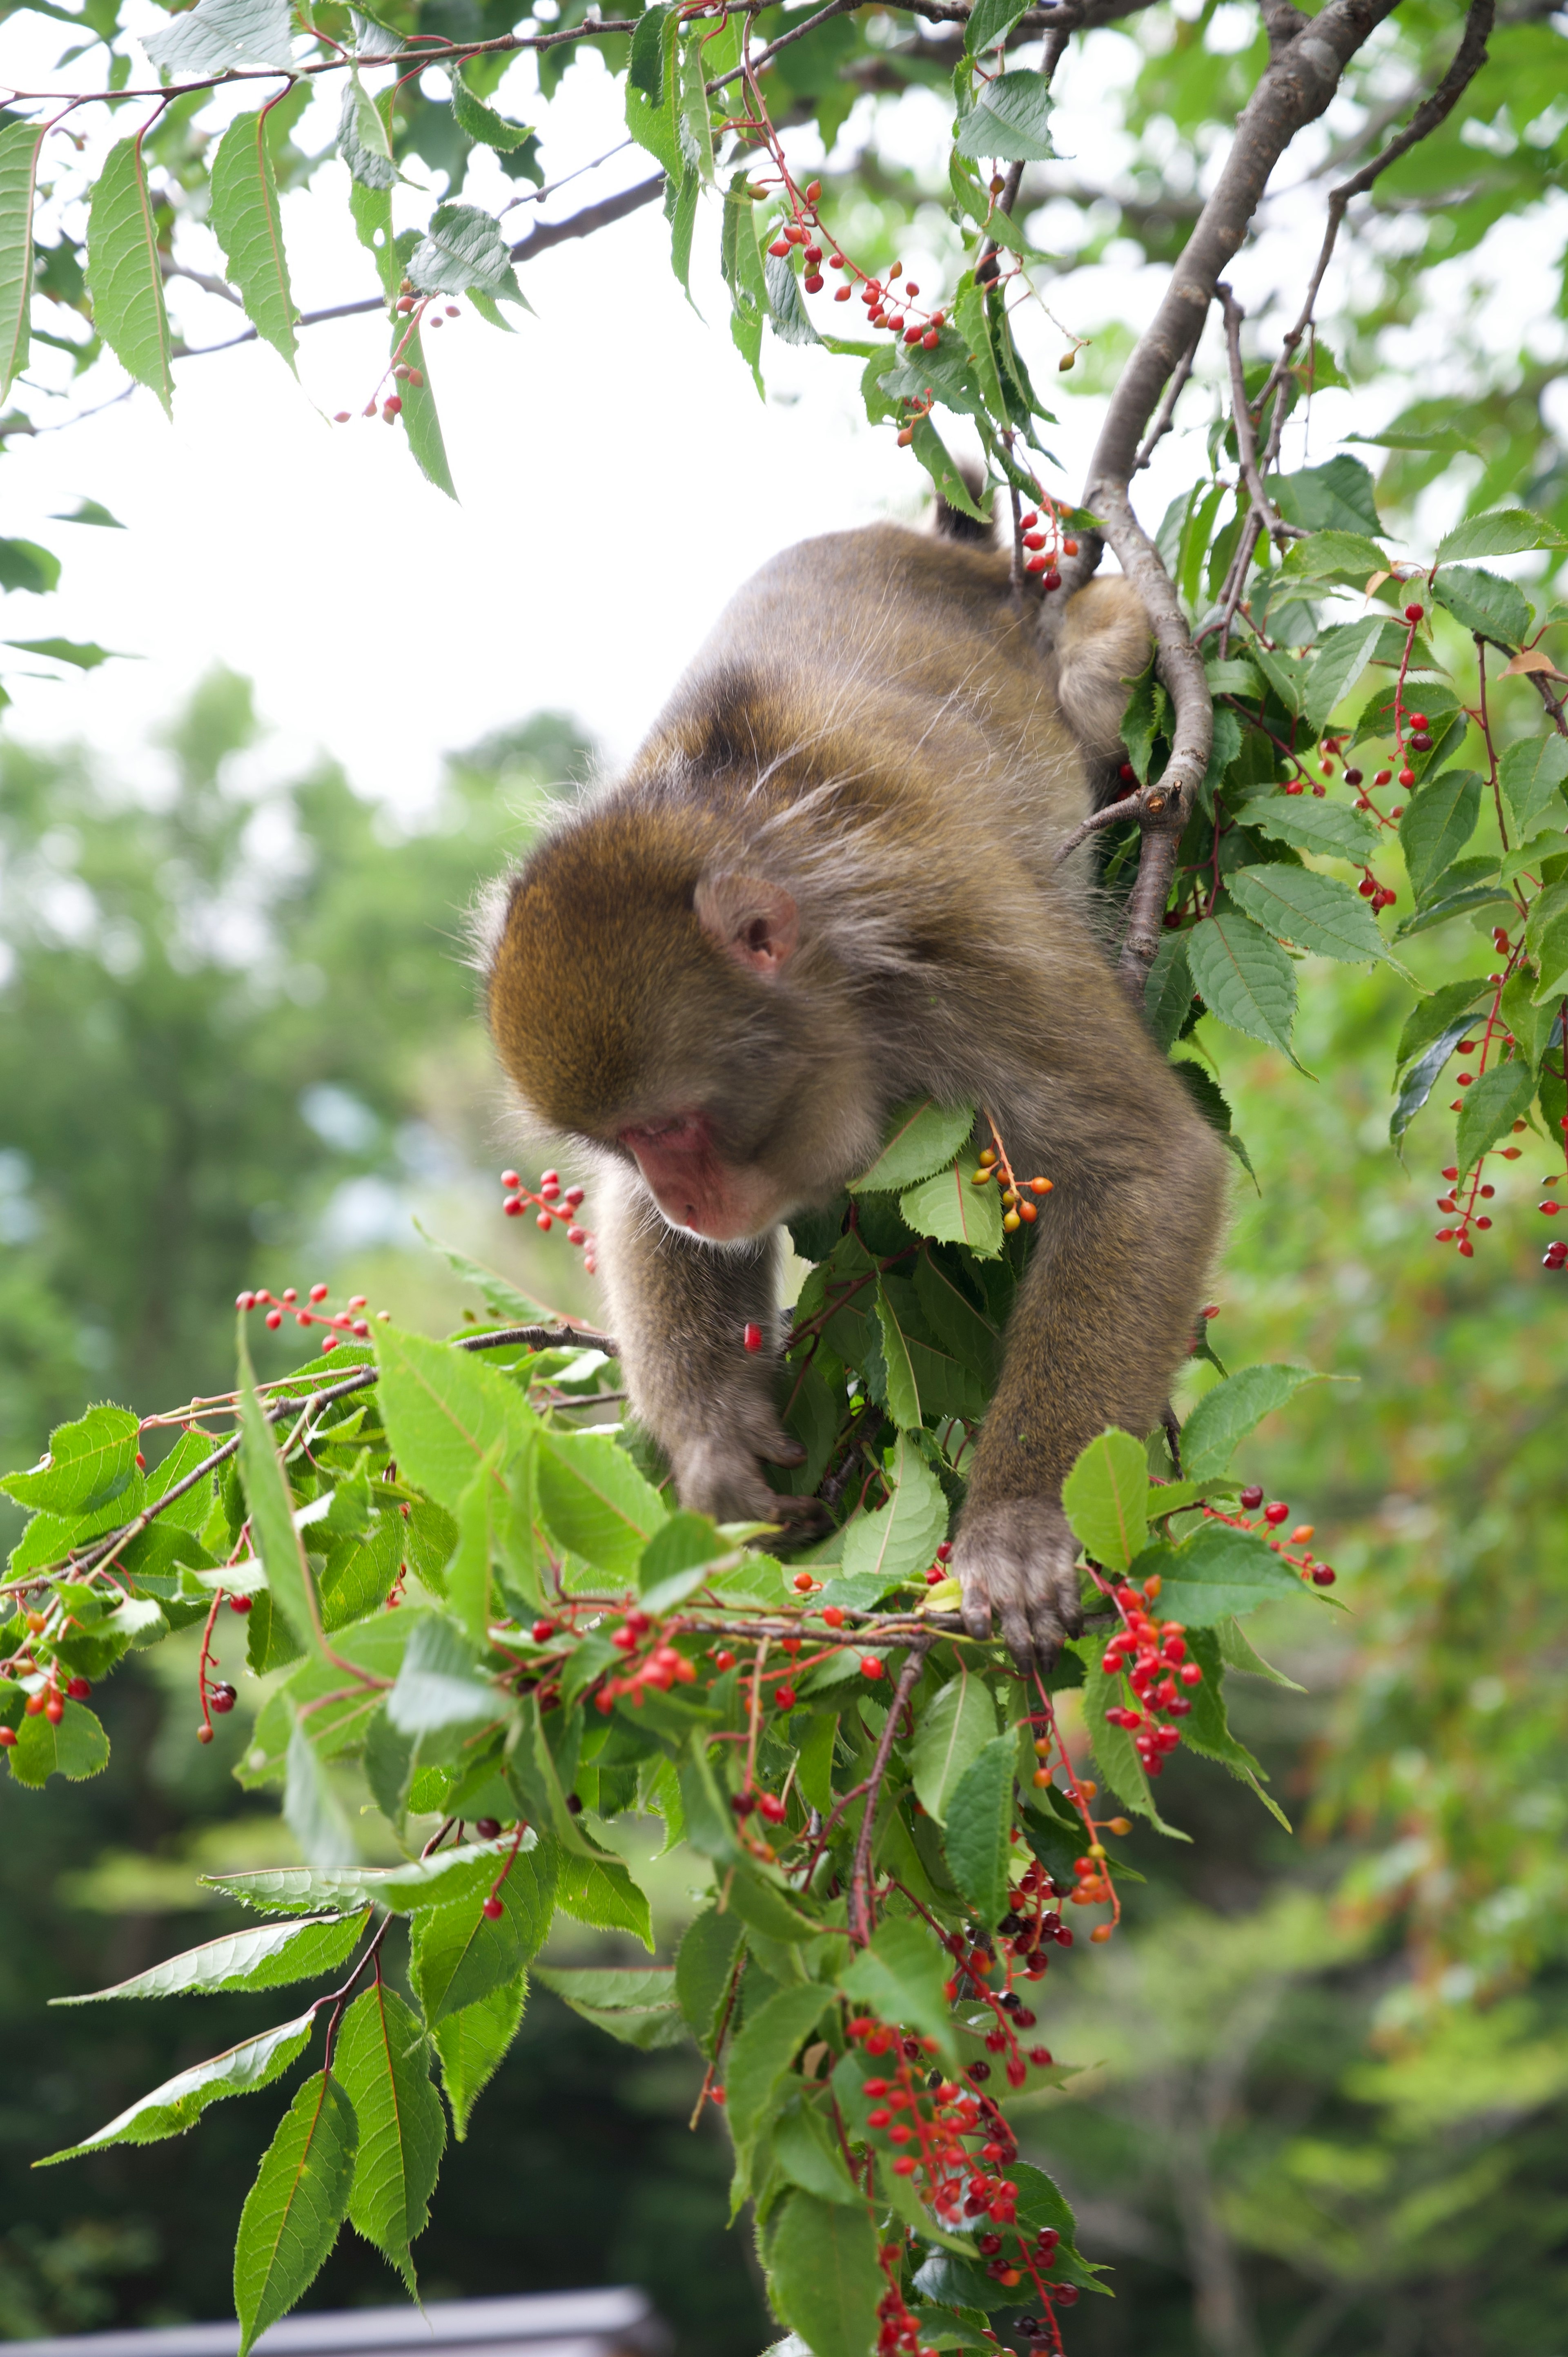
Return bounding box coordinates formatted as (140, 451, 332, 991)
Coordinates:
(2, 6, 1560, 807)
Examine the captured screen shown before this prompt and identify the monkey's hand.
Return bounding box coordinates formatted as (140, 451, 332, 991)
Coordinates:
(669, 1400, 825, 1536)
(953, 1496, 1084, 1671)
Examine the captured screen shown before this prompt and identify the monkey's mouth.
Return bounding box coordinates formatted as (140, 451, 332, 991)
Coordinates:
(620, 1114, 781, 1244)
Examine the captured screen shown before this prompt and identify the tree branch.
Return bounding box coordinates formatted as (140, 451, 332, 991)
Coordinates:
(848, 1637, 931, 1945)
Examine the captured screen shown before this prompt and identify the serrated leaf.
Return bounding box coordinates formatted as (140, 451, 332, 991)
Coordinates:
(723, 1980, 835, 2189)
(238, 1327, 323, 1657)
(396, 320, 458, 502)
(1303, 618, 1383, 730)
(1226, 863, 1392, 965)
(770, 2192, 882, 2357)
(2, 1403, 140, 1514)
(1061, 1428, 1148, 1572)
(450, 78, 534, 150)
(874, 1283, 922, 1429)
(408, 203, 522, 301)
(1454, 1060, 1535, 1175)
(334, 1983, 445, 2294)
(1143, 932, 1194, 1053)
(1267, 454, 1381, 537)
(1430, 564, 1530, 649)
(374, 1324, 534, 1522)
(1501, 736, 1568, 841)
(234, 2071, 356, 2357)
(676, 30, 714, 179)
(209, 112, 296, 370)
(284, 1720, 356, 1869)
(54, 1913, 370, 2006)
(954, 68, 1055, 160)
(7, 1697, 111, 1787)
(911, 1665, 997, 1824)
(841, 1433, 948, 1585)
(899, 1159, 1004, 1255)
(145, 0, 293, 73)
(37, 2009, 317, 2163)
(1436, 509, 1566, 562)
(1239, 792, 1380, 872)
(445, 1446, 498, 1646)
(676, 1906, 744, 2053)
(854, 1100, 976, 1191)
(1399, 769, 1482, 901)
(386, 1612, 500, 1739)
(765, 249, 820, 346)
(433, 1970, 526, 2139)
(1185, 911, 1299, 1060)
(838, 1914, 956, 2057)
(535, 1430, 666, 1574)
(1180, 1364, 1326, 1478)
(0, 120, 45, 401)
(206, 1837, 515, 1917)
(1216, 1614, 1306, 1690)
(1179, 1628, 1289, 1829)
(625, 8, 682, 178)
(1280, 528, 1388, 581)
(554, 1849, 654, 1948)
(942, 1733, 1015, 1926)
(411, 1851, 551, 2027)
(910, 414, 988, 519)
(1154, 1521, 1308, 1623)
(339, 72, 397, 190)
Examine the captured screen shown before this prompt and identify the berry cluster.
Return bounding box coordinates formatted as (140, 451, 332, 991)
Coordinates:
(332, 284, 462, 426)
(594, 1603, 699, 1710)
(1099, 1576, 1203, 1776)
(237, 1284, 378, 1350)
(501, 1168, 597, 1276)
(1013, 506, 1079, 591)
(972, 1123, 1054, 1234)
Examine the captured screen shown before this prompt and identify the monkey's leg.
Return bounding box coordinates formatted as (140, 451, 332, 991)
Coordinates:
(954, 1122, 1227, 1669)
(594, 1165, 813, 1525)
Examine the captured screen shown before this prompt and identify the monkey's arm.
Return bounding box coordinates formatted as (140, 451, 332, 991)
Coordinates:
(954, 1056, 1228, 1667)
(593, 1165, 809, 1524)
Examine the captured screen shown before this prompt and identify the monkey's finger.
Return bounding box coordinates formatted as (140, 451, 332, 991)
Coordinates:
(996, 1583, 1040, 1674)
(960, 1572, 995, 1647)
(1025, 1588, 1067, 1672)
(760, 1435, 808, 1469)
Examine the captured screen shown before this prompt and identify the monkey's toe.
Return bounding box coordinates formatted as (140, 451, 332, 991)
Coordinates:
(951, 1496, 1085, 1675)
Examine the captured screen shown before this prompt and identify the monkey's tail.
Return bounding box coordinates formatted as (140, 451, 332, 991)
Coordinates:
(932, 466, 997, 547)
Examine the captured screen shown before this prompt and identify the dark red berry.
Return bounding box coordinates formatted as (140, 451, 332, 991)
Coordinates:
(1240, 1485, 1264, 1510)
(65, 1677, 92, 1700)
(475, 1817, 502, 1839)
(483, 1895, 504, 1919)
(210, 1683, 237, 1714)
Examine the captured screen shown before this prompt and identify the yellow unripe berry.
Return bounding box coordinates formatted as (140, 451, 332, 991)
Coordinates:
(1033, 1736, 1051, 1757)
(1088, 1842, 1107, 1861)
(1003, 1210, 1021, 1231)
(971, 1166, 993, 1186)
(978, 1147, 997, 1166)
(1109, 1817, 1132, 1837)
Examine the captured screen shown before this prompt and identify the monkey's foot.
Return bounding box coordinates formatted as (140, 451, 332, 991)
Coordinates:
(953, 1496, 1084, 1672)
(670, 1409, 819, 1531)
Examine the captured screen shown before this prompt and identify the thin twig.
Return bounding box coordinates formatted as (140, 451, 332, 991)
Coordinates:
(1216, 283, 1302, 551)
(848, 1638, 931, 1946)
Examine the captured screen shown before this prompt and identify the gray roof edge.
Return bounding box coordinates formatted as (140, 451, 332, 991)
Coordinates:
(2, 2291, 668, 2357)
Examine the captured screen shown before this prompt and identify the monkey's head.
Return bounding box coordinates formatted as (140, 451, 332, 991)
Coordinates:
(486, 805, 876, 1244)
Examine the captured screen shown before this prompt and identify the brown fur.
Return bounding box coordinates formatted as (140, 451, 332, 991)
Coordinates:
(485, 520, 1228, 1664)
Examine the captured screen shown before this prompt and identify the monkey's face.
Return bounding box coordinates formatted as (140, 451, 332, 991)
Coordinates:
(488, 818, 874, 1243)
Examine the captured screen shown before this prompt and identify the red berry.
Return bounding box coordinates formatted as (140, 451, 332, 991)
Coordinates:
(1408, 712, 1427, 729)
(743, 1322, 763, 1352)
(1404, 602, 1424, 622)
(1399, 768, 1415, 787)
(714, 1649, 736, 1670)
(822, 1606, 845, 1628)
(265, 1309, 283, 1329)
(197, 1723, 215, 1743)
(532, 1619, 555, 1641)
(503, 1197, 524, 1216)
(476, 1817, 502, 1838)
(1264, 1501, 1289, 1526)
(1179, 1661, 1203, 1687)
(66, 1677, 92, 1700)
(860, 1655, 884, 1679)
(1344, 767, 1362, 785)
(230, 1594, 253, 1613)
(236, 1291, 255, 1311)
(774, 1686, 797, 1710)
(0, 1727, 15, 1748)
(1541, 1202, 1562, 1215)
(501, 1169, 521, 1189)
(483, 1895, 504, 1920)
(1312, 1566, 1336, 1585)
(210, 1683, 237, 1714)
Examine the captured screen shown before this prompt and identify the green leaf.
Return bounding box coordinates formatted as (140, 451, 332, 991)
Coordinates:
(450, 77, 535, 151)
(1185, 911, 1299, 1060)
(909, 414, 988, 520)
(2, 1403, 140, 1514)
(874, 1284, 922, 1429)
(533, 1965, 681, 2044)
(1154, 1522, 1309, 1623)
(1216, 1614, 1306, 1690)
(432, 1971, 527, 2139)
(334, 1983, 445, 2293)
(1399, 769, 1482, 901)
(445, 1447, 499, 1646)
(0, 120, 45, 401)
(1060, 1428, 1148, 1572)
(1430, 564, 1530, 649)
(1280, 528, 1388, 582)
(900, 1158, 1004, 1256)
(554, 1850, 654, 1949)
(1267, 454, 1381, 537)
(911, 1664, 997, 1824)
(374, 1324, 534, 1521)
(1501, 736, 1568, 842)
(411, 1853, 550, 2027)
(841, 1434, 949, 1584)
(721, 170, 767, 395)
(942, 1732, 1016, 1927)
(1454, 1061, 1536, 1176)
(53, 1913, 369, 2006)
(3, 636, 118, 670)
(535, 1431, 666, 1574)
(1225, 863, 1392, 966)
(1303, 618, 1384, 731)
(726, 1980, 838, 2180)
(838, 1914, 956, 2056)
(238, 1328, 323, 1657)
(1144, 932, 1194, 1053)
(1180, 1629, 1289, 1830)
(0, 537, 61, 595)
(1079, 1646, 1177, 1831)
(339, 72, 398, 190)
(234, 2071, 357, 2357)
(768, 2191, 881, 2357)
(284, 1720, 357, 1869)
(765, 249, 820, 347)
(87, 138, 174, 415)
(1181, 1364, 1325, 1477)
(954, 69, 1056, 161)
(206, 1837, 517, 1917)
(38, 2009, 317, 2163)
(625, 9, 682, 178)
(774, 2096, 860, 2206)
(1235, 791, 1379, 867)
(676, 30, 714, 180)
(854, 1101, 976, 1191)
(145, 0, 293, 74)
(675, 1906, 743, 2053)
(209, 112, 296, 371)
(387, 1612, 501, 1739)
(7, 1696, 111, 1787)
(408, 203, 523, 303)
(1436, 508, 1566, 562)
(965, 0, 1029, 51)
(397, 321, 458, 502)
(1391, 1014, 1483, 1142)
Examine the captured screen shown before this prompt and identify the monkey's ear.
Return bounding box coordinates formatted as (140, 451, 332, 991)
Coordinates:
(694, 872, 800, 977)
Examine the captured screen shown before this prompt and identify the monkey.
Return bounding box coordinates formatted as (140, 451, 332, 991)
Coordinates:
(481, 502, 1229, 1668)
